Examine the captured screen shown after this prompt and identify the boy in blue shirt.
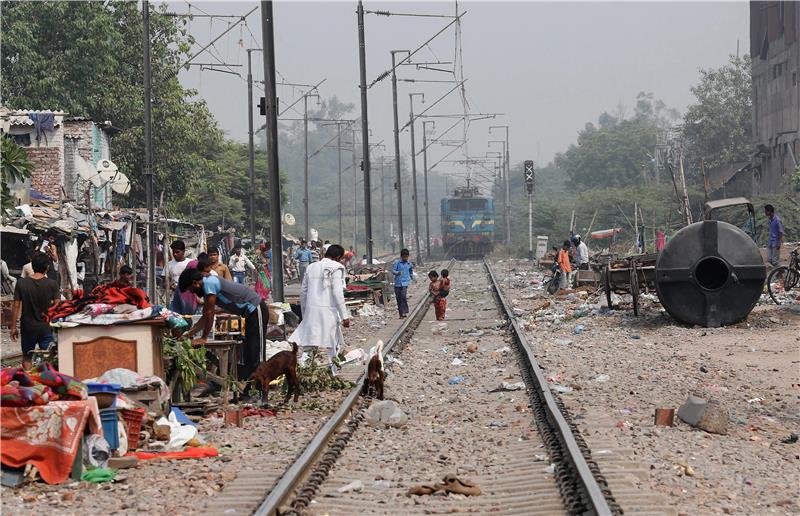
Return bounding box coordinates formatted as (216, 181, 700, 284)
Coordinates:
(392, 248, 414, 318)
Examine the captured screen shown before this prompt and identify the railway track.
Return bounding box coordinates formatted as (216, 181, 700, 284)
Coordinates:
(206, 259, 644, 516)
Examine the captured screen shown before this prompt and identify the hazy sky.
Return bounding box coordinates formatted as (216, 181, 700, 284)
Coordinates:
(176, 1, 749, 173)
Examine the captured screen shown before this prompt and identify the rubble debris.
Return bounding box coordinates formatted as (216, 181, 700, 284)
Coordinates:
(677, 395, 728, 434)
(365, 400, 408, 428)
(337, 479, 364, 493)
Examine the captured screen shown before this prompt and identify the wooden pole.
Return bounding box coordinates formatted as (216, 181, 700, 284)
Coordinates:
(585, 209, 598, 237)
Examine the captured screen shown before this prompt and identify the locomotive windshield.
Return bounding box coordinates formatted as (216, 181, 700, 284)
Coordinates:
(448, 198, 487, 211)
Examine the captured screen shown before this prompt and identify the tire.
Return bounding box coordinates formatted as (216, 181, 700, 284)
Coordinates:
(547, 273, 560, 295)
(604, 266, 613, 309)
(767, 266, 793, 305)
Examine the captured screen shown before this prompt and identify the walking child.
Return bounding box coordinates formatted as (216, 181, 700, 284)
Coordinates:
(428, 270, 445, 321)
(437, 269, 450, 320)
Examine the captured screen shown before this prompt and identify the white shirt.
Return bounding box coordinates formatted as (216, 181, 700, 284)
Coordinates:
(576, 241, 589, 265)
(166, 258, 190, 287)
(229, 253, 255, 273)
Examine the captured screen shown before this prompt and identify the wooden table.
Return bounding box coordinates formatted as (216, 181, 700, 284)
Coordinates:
(56, 320, 166, 380)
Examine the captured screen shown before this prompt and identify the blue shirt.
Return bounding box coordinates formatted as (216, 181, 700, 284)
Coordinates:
(392, 259, 414, 287)
(202, 275, 260, 315)
(768, 214, 784, 247)
(294, 248, 312, 263)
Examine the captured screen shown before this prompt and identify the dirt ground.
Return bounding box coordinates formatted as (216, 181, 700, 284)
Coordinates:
(0, 278, 431, 515)
(495, 259, 800, 515)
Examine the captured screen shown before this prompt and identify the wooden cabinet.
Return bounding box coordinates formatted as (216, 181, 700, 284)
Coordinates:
(56, 321, 165, 380)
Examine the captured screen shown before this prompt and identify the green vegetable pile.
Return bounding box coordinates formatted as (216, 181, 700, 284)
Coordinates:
(163, 336, 207, 395)
(297, 351, 354, 394)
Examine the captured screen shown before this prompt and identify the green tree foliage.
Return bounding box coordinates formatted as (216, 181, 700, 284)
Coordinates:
(1, 1, 223, 209)
(0, 137, 33, 209)
(682, 55, 752, 175)
(175, 141, 288, 233)
(553, 92, 678, 190)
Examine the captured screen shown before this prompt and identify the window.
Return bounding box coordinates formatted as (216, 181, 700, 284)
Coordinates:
(448, 198, 488, 211)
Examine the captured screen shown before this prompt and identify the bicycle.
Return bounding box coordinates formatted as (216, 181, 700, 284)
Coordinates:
(544, 268, 562, 295)
(766, 246, 799, 305)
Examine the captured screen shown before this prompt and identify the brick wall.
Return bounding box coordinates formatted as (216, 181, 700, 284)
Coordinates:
(27, 147, 63, 199)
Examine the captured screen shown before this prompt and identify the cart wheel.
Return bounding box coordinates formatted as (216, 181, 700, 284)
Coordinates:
(630, 265, 640, 316)
(604, 265, 613, 309)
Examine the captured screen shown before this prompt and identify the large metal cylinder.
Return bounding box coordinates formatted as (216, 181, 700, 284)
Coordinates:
(655, 220, 766, 327)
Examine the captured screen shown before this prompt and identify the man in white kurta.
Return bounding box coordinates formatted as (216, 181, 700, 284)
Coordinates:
(288, 244, 350, 373)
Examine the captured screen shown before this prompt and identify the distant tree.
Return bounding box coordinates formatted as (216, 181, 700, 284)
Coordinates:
(1, 1, 223, 209)
(682, 55, 752, 174)
(554, 93, 678, 190)
(0, 138, 33, 209)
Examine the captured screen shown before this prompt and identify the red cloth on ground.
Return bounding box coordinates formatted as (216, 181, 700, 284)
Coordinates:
(434, 297, 447, 320)
(1, 399, 102, 484)
(127, 446, 219, 461)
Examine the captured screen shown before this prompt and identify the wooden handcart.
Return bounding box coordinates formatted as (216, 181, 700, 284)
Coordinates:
(602, 253, 658, 316)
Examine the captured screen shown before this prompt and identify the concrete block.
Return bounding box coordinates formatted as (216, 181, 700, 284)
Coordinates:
(677, 395, 728, 435)
(677, 395, 707, 426)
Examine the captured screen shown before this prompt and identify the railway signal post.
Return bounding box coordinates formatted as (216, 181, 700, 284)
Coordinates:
(524, 160, 535, 261)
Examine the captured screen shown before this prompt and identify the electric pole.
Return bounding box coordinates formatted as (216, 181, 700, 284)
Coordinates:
(247, 48, 262, 246)
(490, 125, 511, 248)
(261, 0, 283, 301)
(142, 0, 155, 301)
(409, 92, 424, 264)
(337, 123, 344, 244)
(357, 0, 373, 263)
(390, 50, 409, 250)
(303, 92, 319, 241)
(421, 121, 434, 260)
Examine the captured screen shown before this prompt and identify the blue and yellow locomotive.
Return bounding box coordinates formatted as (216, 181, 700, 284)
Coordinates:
(440, 186, 495, 258)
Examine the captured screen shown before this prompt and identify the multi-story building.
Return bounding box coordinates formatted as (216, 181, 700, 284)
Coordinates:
(750, 0, 800, 195)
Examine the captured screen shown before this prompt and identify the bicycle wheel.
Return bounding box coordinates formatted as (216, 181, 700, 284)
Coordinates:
(786, 267, 800, 290)
(767, 266, 791, 305)
(547, 274, 559, 295)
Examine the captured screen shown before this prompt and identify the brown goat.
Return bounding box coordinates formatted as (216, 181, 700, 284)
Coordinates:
(249, 342, 300, 405)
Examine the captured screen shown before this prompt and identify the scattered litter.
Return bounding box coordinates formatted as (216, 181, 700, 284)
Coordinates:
(441, 346, 449, 354)
(365, 400, 408, 428)
(544, 463, 556, 474)
(337, 479, 364, 493)
(357, 304, 384, 317)
(385, 354, 403, 367)
(466, 342, 479, 353)
(488, 420, 508, 428)
(551, 384, 573, 393)
(554, 339, 573, 346)
(533, 454, 547, 461)
(451, 358, 464, 366)
(573, 325, 585, 334)
(780, 433, 798, 444)
(493, 346, 511, 354)
(80, 467, 116, 483)
(490, 381, 525, 392)
(629, 335, 641, 340)
(432, 323, 449, 335)
(674, 461, 695, 477)
(746, 397, 764, 404)
(448, 376, 465, 385)
(594, 374, 610, 383)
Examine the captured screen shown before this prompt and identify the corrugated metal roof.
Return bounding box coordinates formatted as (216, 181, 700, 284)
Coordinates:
(0, 108, 66, 127)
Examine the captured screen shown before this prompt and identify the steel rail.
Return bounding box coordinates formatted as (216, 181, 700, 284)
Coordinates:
(483, 258, 614, 515)
(253, 259, 455, 516)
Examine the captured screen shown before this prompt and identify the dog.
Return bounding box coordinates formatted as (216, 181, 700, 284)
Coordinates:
(249, 342, 300, 406)
(362, 340, 385, 400)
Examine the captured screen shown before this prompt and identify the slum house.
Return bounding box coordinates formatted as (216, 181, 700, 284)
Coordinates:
(750, 0, 800, 195)
(1, 107, 118, 207)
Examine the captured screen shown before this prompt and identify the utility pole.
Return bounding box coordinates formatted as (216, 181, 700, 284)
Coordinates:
(247, 48, 262, 246)
(357, 0, 373, 263)
(352, 128, 358, 252)
(390, 50, 409, 250)
(409, 92, 424, 264)
(337, 123, 344, 244)
(422, 120, 434, 260)
(261, 0, 283, 301)
(303, 92, 319, 241)
(490, 125, 511, 248)
(380, 157, 386, 250)
(142, 0, 155, 301)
